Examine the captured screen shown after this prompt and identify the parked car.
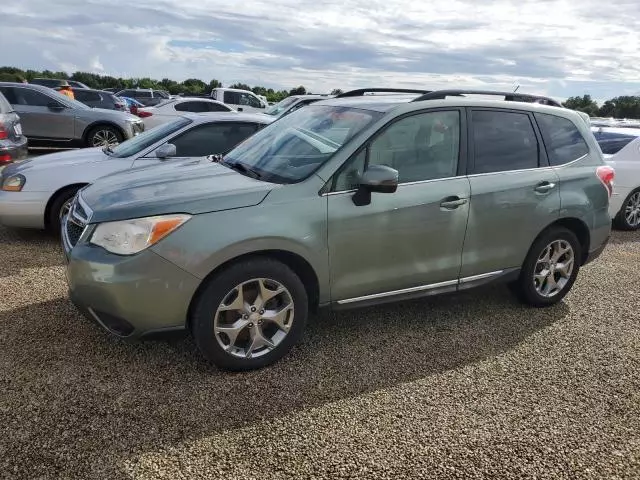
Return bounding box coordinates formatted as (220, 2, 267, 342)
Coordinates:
(137, 97, 234, 129)
(265, 94, 333, 119)
(60, 88, 612, 371)
(119, 96, 145, 115)
(0, 112, 272, 232)
(210, 88, 268, 112)
(31, 78, 90, 89)
(0, 90, 28, 164)
(72, 88, 128, 112)
(0, 83, 144, 148)
(592, 126, 640, 230)
(115, 88, 170, 107)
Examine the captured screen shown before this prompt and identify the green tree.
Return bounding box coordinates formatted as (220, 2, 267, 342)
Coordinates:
(597, 96, 640, 119)
(289, 85, 306, 95)
(562, 95, 599, 117)
(208, 79, 222, 91)
(330, 88, 343, 95)
(229, 82, 251, 91)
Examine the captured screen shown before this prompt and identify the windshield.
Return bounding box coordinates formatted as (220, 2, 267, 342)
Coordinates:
(108, 117, 191, 158)
(223, 105, 383, 183)
(265, 96, 299, 116)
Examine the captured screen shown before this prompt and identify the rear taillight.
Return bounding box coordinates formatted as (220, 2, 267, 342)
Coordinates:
(0, 154, 12, 163)
(137, 110, 152, 118)
(596, 165, 615, 197)
(0, 123, 7, 140)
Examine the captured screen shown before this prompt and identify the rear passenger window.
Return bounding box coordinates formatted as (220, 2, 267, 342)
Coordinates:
(535, 113, 589, 165)
(471, 110, 539, 174)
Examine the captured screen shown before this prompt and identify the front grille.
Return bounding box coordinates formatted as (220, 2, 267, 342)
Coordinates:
(66, 220, 84, 247)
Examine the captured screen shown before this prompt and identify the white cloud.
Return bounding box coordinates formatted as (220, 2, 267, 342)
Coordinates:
(2, 0, 640, 99)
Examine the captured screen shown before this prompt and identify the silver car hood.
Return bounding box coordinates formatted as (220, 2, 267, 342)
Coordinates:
(4, 148, 110, 175)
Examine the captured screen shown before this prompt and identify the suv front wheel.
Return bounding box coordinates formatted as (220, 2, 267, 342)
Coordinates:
(191, 257, 308, 371)
(512, 227, 581, 307)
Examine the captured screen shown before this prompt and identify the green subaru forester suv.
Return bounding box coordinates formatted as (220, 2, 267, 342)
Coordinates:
(62, 89, 613, 371)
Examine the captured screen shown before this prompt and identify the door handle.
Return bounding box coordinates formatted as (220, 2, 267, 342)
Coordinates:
(534, 181, 556, 193)
(440, 196, 468, 210)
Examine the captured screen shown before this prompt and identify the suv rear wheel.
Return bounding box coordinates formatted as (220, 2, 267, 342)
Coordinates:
(512, 227, 581, 307)
(191, 258, 308, 371)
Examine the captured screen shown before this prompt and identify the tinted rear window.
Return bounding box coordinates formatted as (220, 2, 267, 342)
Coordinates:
(534, 113, 589, 165)
(592, 131, 638, 155)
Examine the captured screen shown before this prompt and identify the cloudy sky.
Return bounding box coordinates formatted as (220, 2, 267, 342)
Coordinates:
(3, 0, 640, 100)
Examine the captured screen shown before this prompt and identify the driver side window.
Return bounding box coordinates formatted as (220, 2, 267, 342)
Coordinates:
(331, 110, 460, 191)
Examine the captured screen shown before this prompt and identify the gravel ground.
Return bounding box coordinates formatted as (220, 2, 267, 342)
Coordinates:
(1, 226, 639, 479)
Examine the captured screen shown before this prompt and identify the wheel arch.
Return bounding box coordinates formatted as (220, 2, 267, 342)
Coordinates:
(82, 121, 126, 144)
(186, 249, 321, 330)
(532, 217, 591, 265)
(44, 183, 88, 229)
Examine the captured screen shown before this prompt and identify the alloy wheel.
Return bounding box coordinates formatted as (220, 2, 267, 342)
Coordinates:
(214, 278, 294, 359)
(624, 192, 640, 228)
(91, 129, 119, 147)
(533, 240, 575, 298)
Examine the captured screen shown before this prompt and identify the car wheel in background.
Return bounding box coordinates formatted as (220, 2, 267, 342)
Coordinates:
(86, 125, 123, 148)
(48, 186, 83, 235)
(511, 227, 581, 307)
(614, 188, 640, 231)
(191, 257, 308, 371)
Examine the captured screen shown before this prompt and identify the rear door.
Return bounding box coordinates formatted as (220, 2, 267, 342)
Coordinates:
(0, 86, 75, 140)
(459, 108, 560, 279)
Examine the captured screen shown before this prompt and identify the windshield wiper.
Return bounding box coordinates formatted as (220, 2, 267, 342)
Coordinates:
(220, 159, 262, 180)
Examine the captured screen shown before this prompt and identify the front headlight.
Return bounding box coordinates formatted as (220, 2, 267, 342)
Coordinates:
(1, 174, 26, 192)
(90, 214, 191, 255)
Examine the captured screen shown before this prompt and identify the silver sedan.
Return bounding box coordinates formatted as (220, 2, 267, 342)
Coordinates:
(0, 112, 273, 232)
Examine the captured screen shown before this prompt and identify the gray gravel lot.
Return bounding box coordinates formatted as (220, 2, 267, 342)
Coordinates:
(0, 225, 639, 479)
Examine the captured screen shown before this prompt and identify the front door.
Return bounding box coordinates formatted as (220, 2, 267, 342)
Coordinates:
(327, 109, 471, 304)
(0, 86, 75, 141)
(459, 108, 561, 279)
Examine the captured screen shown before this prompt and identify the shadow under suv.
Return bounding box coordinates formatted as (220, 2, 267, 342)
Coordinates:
(0, 83, 144, 148)
(62, 89, 613, 371)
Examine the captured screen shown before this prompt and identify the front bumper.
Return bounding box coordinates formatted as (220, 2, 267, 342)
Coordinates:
(63, 228, 201, 337)
(0, 190, 49, 228)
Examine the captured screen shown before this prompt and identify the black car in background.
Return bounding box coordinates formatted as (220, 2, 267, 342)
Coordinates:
(0, 91, 28, 164)
(30, 78, 90, 89)
(72, 88, 128, 112)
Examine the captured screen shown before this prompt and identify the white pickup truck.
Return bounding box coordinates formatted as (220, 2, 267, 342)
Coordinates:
(210, 88, 268, 113)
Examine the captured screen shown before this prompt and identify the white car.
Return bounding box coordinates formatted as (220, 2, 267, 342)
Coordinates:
(138, 98, 234, 129)
(592, 126, 640, 230)
(0, 112, 272, 232)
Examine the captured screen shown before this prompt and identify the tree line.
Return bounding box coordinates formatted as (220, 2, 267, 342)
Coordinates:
(0, 66, 345, 103)
(2, 67, 638, 117)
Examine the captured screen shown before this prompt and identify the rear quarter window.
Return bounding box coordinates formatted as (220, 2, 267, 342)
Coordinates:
(592, 131, 639, 155)
(534, 113, 589, 166)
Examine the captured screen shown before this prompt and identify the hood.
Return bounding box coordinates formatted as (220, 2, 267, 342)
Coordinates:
(79, 160, 276, 223)
(3, 148, 109, 176)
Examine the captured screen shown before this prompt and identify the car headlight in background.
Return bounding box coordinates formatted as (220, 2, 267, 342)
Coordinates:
(1, 174, 26, 192)
(90, 214, 191, 255)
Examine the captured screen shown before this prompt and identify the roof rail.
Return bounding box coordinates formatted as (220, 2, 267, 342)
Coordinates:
(336, 88, 432, 98)
(411, 89, 563, 107)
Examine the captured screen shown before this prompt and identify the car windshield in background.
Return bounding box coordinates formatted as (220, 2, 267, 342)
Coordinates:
(108, 117, 191, 158)
(223, 105, 383, 184)
(264, 96, 299, 116)
(592, 130, 639, 155)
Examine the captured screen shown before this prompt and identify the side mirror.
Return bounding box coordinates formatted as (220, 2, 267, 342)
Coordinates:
(48, 103, 65, 111)
(155, 143, 177, 159)
(352, 164, 399, 206)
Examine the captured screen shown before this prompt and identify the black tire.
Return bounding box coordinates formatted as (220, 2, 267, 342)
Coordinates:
(511, 227, 581, 307)
(48, 186, 83, 235)
(613, 188, 640, 231)
(191, 257, 308, 371)
(85, 125, 124, 148)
